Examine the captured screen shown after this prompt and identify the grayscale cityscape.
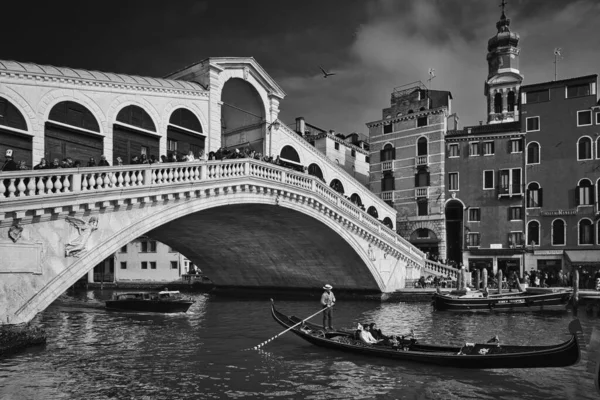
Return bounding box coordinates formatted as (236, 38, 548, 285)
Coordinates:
(1, 1, 599, 399)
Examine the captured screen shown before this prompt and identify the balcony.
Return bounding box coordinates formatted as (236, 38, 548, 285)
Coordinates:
(415, 155, 429, 167)
(498, 184, 523, 198)
(381, 191, 394, 202)
(382, 161, 394, 172)
(415, 187, 429, 198)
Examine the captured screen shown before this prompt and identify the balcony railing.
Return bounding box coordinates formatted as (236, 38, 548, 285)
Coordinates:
(498, 184, 523, 197)
(415, 155, 429, 167)
(415, 187, 429, 198)
(381, 191, 394, 202)
(382, 161, 393, 171)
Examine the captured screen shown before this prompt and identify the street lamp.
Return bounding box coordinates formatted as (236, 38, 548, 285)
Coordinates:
(267, 120, 280, 158)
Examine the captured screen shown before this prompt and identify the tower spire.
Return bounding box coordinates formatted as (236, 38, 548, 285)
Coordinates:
(500, 0, 507, 16)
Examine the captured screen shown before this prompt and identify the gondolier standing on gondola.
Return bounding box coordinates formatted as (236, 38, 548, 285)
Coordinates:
(321, 284, 336, 330)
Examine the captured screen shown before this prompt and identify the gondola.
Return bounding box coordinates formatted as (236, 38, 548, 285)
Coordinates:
(105, 290, 194, 313)
(432, 289, 572, 312)
(270, 301, 583, 369)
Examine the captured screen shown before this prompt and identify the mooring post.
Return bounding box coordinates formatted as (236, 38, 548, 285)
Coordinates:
(482, 268, 488, 291)
(498, 270, 503, 294)
(476, 269, 481, 291)
(573, 268, 580, 316)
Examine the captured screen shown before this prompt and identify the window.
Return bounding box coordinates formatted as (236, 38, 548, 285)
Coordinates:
(141, 261, 148, 269)
(509, 206, 523, 220)
(381, 144, 395, 161)
(567, 83, 591, 98)
(417, 116, 428, 127)
(526, 182, 542, 208)
(383, 123, 393, 134)
(483, 141, 495, 156)
(510, 139, 523, 153)
(468, 208, 480, 222)
(140, 240, 157, 253)
(414, 168, 429, 187)
(469, 142, 479, 156)
(509, 232, 523, 247)
(597, 113, 600, 125)
(366, 156, 370, 163)
(120, 245, 127, 253)
(120, 262, 127, 269)
(527, 221, 540, 246)
(140, 146, 148, 156)
(381, 172, 395, 191)
(579, 219, 594, 245)
(448, 143, 459, 157)
(483, 170, 494, 190)
(507, 91, 516, 112)
(351, 149, 356, 157)
(499, 169, 522, 196)
(525, 89, 550, 104)
(334, 142, 340, 150)
(448, 172, 459, 191)
(578, 137, 592, 160)
(417, 199, 428, 216)
(576, 179, 593, 206)
(466, 233, 481, 247)
(552, 220, 566, 246)
(526, 117, 540, 132)
(494, 93, 502, 114)
(150, 262, 157, 269)
(171, 261, 178, 269)
(527, 142, 540, 164)
(167, 139, 178, 152)
(578, 110, 592, 126)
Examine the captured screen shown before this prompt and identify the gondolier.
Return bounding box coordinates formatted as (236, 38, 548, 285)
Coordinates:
(321, 284, 336, 330)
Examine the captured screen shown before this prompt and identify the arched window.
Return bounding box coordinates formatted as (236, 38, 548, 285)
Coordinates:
(419, 107, 426, 111)
(367, 206, 379, 219)
(330, 179, 344, 194)
(415, 167, 430, 187)
(49, 101, 100, 132)
(578, 137, 592, 160)
(417, 137, 428, 156)
(507, 91, 516, 112)
(381, 143, 395, 161)
(0, 97, 31, 167)
(527, 221, 540, 246)
(350, 193, 363, 207)
(527, 142, 540, 164)
(579, 219, 594, 245)
(381, 172, 395, 191)
(308, 163, 324, 181)
(494, 92, 502, 114)
(576, 179, 594, 206)
(280, 145, 300, 163)
(383, 217, 394, 229)
(116, 105, 156, 132)
(0, 97, 27, 131)
(168, 108, 204, 160)
(552, 219, 565, 246)
(169, 108, 202, 133)
(526, 182, 542, 208)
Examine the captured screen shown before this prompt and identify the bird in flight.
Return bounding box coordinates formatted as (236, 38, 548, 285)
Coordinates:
(319, 66, 336, 78)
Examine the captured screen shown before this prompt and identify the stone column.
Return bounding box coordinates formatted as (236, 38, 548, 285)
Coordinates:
(502, 90, 508, 113)
(87, 269, 94, 283)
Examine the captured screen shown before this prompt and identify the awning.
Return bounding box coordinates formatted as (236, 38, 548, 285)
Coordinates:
(564, 250, 600, 265)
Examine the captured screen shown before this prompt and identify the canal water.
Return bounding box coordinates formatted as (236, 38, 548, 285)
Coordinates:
(0, 290, 597, 400)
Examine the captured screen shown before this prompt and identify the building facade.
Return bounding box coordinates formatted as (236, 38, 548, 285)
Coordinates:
(367, 82, 452, 257)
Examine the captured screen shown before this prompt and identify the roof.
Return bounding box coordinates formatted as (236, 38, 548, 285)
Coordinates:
(0, 60, 205, 91)
(564, 250, 600, 264)
(520, 74, 598, 91)
(447, 121, 521, 137)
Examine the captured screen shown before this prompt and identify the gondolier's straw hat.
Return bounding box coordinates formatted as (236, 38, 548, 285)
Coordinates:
(323, 284, 333, 290)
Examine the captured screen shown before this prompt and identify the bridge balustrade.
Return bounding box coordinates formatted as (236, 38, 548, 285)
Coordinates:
(424, 259, 459, 278)
(0, 158, 431, 274)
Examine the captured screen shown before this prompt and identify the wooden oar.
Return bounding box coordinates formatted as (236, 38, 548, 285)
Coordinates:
(244, 300, 332, 351)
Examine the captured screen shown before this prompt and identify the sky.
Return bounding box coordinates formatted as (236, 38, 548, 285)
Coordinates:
(2, 0, 599, 135)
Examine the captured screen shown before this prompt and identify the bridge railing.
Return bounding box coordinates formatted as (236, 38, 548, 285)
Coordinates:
(0, 158, 428, 267)
(424, 259, 459, 278)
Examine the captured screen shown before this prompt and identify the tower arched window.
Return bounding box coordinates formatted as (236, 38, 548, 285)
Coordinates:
(578, 137, 592, 160)
(552, 219, 565, 246)
(576, 179, 593, 206)
(579, 219, 594, 245)
(494, 93, 502, 114)
(527, 142, 540, 164)
(380, 143, 395, 161)
(526, 182, 542, 208)
(507, 91, 516, 112)
(417, 137, 428, 156)
(527, 221, 540, 246)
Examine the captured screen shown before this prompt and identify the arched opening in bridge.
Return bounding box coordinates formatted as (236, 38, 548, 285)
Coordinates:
(367, 206, 378, 219)
(0, 97, 30, 167)
(46, 101, 102, 166)
(445, 200, 464, 264)
(279, 145, 304, 172)
(350, 193, 363, 207)
(382, 217, 394, 229)
(308, 163, 324, 182)
(330, 178, 344, 194)
(221, 78, 265, 154)
(113, 105, 158, 164)
(167, 108, 205, 160)
(409, 228, 439, 256)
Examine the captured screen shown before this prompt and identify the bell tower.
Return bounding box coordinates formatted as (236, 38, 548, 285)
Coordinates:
(485, 0, 523, 124)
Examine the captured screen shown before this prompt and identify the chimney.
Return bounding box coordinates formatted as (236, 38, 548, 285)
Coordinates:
(295, 117, 305, 136)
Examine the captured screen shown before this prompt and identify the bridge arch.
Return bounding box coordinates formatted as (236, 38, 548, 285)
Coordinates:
(330, 178, 344, 194)
(167, 108, 206, 159)
(0, 95, 32, 167)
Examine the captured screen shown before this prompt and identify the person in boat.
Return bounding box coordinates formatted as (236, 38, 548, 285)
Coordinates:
(357, 323, 382, 345)
(369, 323, 387, 341)
(320, 284, 336, 331)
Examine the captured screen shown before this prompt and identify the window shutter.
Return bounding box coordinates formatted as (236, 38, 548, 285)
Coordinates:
(414, 173, 419, 187)
(508, 208, 512, 221)
(592, 184, 596, 204)
(457, 144, 460, 156)
(381, 178, 385, 191)
(575, 187, 580, 206)
(392, 147, 396, 159)
(539, 188, 543, 207)
(426, 172, 430, 186)
(380, 149, 384, 162)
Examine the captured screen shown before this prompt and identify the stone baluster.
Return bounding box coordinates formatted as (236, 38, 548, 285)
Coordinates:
(7, 179, 16, 197)
(130, 171, 138, 186)
(36, 176, 45, 195)
(63, 175, 71, 192)
(173, 168, 179, 182)
(167, 168, 174, 182)
(88, 174, 96, 190)
(81, 174, 89, 191)
(16, 178, 26, 197)
(151, 169, 157, 184)
(103, 173, 111, 188)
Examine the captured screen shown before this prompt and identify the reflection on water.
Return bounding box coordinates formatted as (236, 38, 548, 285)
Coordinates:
(0, 291, 597, 400)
